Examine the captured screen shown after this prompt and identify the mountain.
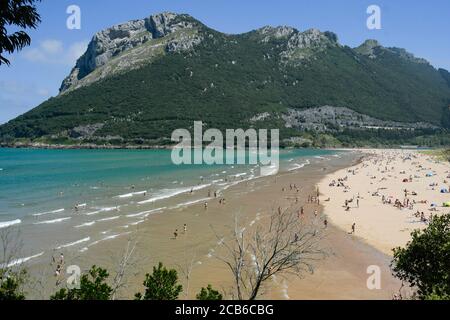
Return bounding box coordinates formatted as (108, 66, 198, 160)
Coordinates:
(1, 12, 450, 147)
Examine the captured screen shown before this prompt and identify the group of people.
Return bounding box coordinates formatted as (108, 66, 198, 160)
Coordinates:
(51, 253, 65, 285)
(173, 224, 188, 239)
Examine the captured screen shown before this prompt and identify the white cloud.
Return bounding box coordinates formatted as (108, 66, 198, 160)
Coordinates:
(41, 40, 64, 54)
(0, 80, 54, 124)
(22, 39, 88, 66)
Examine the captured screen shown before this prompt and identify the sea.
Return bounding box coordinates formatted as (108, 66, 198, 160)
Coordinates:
(0, 148, 342, 267)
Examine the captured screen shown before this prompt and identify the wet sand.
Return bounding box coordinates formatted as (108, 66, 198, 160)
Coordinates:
(27, 151, 402, 300)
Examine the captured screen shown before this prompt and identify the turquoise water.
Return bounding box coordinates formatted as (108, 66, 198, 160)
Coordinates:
(0, 148, 338, 260)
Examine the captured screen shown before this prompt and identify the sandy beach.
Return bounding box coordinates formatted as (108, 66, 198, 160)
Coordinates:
(24, 150, 410, 300)
(319, 149, 450, 256)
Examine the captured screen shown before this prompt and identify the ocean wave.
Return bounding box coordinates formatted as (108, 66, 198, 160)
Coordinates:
(33, 217, 71, 225)
(0, 219, 21, 229)
(126, 207, 165, 218)
(260, 165, 279, 177)
(137, 184, 211, 205)
(85, 206, 120, 216)
(32, 208, 65, 217)
(115, 191, 147, 198)
(3, 251, 44, 268)
(88, 232, 132, 247)
(97, 216, 120, 222)
(130, 220, 145, 226)
(75, 221, 96, 228)
(231, 172, 247, 178)
(56, 237, 90, 250)
(169, 198, 210, 210)
(288, 160, 311, 172)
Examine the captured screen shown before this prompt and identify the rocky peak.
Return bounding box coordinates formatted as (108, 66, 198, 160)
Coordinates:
(257, 26, 296, 42)
(355, 39, 429, 64)
(280, 28, 339, 64)
(60, 12, 202, 93)
(355, 39, 382, 58)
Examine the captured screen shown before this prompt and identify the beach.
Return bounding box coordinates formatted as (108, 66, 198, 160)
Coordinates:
(9, 149, 410, 300)
(318, 149, 450, 256)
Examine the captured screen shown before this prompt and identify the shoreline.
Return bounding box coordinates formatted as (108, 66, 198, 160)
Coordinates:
(318, 149, 450, 256)
(21, 150, 403, 300)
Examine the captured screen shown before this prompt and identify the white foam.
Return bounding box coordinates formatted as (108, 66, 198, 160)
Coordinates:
(288, 160, 310, 172)
(231, 173, 247, 178)
(32, 208, 65, 217)
(169, 198, 210, 210)
(85, 206, 119, 216)
(137, 184, 210, 205)
(0, 219, 21, 229)
(130, 220, 145, 226)
(3, 251, 44, 268)
(260, 165, 278, 177)
(126, 207, 165, 218)
(88, 232, 132, 247)
(75, 221, 96, 228)
(97, 216, 120, 222)
(56, 237, 90, 250)
(33, 217, 71, 225)
(115, 191, 147, 198)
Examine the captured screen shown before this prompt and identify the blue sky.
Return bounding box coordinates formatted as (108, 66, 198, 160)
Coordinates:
(0, 0, 449, 124)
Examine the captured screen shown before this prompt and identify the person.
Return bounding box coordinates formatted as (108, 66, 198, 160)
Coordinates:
(183, 224, 187, 233)
(204, 202, 208, 210)
(59, 253, 64, 265)
(301, 207, 304, 215)
(357, 198, 359, 208)
(324, 219, 328, 228)
(314, 210, 318, 217)
(351, 223, 356, 234)
(174, 229, 178, 239)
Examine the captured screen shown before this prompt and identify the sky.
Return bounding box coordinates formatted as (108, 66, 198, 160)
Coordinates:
(0, 0, 449, 124)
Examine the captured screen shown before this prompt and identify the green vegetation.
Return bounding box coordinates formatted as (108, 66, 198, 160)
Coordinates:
(0, 0, 41, 66)
(1, 18, 450, 146)
(1, 261, 222, 300)
(391, 214, 450, 300)
(196, 284, 223, 300)
(0, 269, 26, 301)
(135, 262, 183, 300)
(50, 266, 113, 300)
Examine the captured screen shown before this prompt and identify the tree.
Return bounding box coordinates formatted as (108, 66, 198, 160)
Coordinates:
(50, 265, 113, 300)
(0, 269, 26, 300)
(0, 0, 41, 65)
(196, 285, 223, 300)
(391, 214, 450, 300)
(214, 208, 326, 300)
(135, 262, 182, 300)
(0, 227, 27, 300)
